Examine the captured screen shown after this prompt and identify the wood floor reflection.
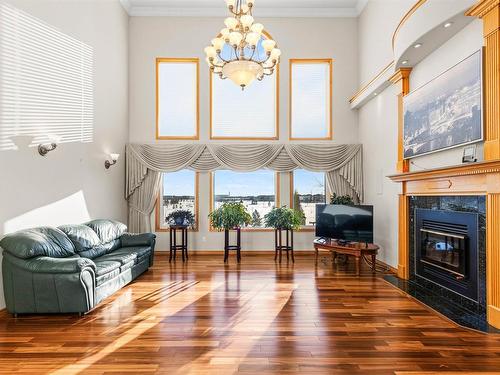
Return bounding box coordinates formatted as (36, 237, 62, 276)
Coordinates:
(1, 253, 500, 374)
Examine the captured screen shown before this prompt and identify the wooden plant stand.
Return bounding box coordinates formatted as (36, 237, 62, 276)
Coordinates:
(274, 228, 294, 263)
(169, 225, 188, 262)
(224, 227, 241, 263)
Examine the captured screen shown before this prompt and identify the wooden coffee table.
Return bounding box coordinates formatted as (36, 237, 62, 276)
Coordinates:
(314, 238, 379, 276)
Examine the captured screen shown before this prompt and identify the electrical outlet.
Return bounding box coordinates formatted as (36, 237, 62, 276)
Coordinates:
(202, 236, 207, 242)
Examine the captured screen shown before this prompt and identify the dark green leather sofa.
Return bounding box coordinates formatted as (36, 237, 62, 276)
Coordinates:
(0, 219, 156, 316)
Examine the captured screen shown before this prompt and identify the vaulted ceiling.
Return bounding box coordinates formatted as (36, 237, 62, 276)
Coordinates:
(120, 0, 368, 17)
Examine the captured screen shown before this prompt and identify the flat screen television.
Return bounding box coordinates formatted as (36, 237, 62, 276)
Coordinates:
(315, 204, 374, 244)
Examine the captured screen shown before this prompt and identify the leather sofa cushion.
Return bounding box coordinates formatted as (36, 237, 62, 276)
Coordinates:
(0, 227, 76, 259)
(120, 246, 151, 260)
(97, 249, 138, 266)
(85, 220, 127, 244)
(58, 224, 107, 260)
(96, 268, 120, 286)
(93, 259, 121, 277)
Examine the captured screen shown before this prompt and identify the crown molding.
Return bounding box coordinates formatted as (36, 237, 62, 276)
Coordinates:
(119, 0, 366, 18)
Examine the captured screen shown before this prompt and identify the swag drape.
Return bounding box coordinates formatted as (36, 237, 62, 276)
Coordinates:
(125, 143, 363, 233)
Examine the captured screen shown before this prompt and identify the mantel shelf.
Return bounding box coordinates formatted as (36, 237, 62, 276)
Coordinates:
(388, 160, 500, 183)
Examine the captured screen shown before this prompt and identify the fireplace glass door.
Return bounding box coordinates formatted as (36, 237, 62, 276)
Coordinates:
(420, 229, 466, 277)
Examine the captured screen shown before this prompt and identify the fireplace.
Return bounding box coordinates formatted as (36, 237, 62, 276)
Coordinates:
(415, 208, 479, 302)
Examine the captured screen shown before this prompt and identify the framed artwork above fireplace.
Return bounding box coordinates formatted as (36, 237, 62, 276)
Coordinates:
(403, 50, 483, 159)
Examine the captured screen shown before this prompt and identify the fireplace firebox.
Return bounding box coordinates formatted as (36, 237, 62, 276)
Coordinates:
(415, 209, 479, 302)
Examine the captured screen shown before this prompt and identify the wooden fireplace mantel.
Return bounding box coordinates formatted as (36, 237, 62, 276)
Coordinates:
(389, 160, 500, 329)
(388, 160, 500, 195)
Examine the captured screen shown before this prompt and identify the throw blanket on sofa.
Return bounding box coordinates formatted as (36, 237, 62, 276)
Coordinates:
(125, 143, 364, 233)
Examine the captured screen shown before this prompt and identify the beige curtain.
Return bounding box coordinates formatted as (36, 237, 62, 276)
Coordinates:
(125, 143, 363, 231)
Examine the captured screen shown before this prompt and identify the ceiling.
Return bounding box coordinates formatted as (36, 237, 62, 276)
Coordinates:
(120, 0, 369, 17)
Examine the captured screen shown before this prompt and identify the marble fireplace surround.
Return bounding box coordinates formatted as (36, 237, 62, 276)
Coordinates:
(389, 160, 500, 330)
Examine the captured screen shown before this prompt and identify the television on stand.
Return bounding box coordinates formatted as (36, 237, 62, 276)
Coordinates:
(315, 204, 374, 246)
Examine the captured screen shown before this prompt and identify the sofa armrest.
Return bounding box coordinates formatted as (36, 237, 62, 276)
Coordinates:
(2, 253, 96, 314)
(3, 252, 96, 274)
(121, 232, 156, 247)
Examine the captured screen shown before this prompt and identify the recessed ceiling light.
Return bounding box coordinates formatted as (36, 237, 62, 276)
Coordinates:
(373, 92, 378, 96)
(414, 43, 422, 49)
(402, 60, 408, 65)
(444, 22, 453, 28)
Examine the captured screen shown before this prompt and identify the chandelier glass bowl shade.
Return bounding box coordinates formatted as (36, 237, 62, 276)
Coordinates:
(205, 0, 281, 89)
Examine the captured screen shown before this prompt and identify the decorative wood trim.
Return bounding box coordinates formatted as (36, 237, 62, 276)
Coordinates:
(397, 194, 410, 279)
(389, 160, 500, 182)
(466, 0, 500, 18)
(487, 193, 500, 328)
(467, 1, 500, 160)
(156, 58, 200, 140)
(289, 58, 333, 140)
(390, 68, 412, 173)
(392, 0, 428, 50)
(155, 172, 200, 232)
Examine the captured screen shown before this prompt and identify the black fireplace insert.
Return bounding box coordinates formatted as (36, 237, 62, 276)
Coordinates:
(415, 208, 479, 302)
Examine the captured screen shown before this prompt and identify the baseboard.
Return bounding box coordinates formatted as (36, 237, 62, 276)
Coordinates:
(375, 259, 397, 274)
(155, 250, 315, 256)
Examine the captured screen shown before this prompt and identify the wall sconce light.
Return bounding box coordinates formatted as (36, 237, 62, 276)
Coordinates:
(105, 153, 120, 169)
(38, 135, 62, 156)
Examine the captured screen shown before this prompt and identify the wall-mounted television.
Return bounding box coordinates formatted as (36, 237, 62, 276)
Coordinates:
(315, 204, 373, 244)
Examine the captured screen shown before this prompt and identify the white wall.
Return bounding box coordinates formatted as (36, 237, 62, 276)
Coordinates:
(357, 0, 415, 86)
(0, 0, 129, 309)
(358, 84, 400, 266)
(128, 16, 359, 252)
(357, 3, 484, 267)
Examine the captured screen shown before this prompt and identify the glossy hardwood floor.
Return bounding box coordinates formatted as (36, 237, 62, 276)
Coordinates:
(1, 253, 500, 375)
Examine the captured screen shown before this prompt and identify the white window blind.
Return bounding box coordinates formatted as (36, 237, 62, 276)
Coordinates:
(157, 59, 198, 139)
(290, 60, 332, 139)
(0, 3, 94, 151)
(211, 69, 277, 139)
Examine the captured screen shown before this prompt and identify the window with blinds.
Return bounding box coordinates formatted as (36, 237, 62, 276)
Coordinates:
(0, 3, 94, 151)
(210, 34, 278, 140)
(290, 59, 332, 140)
(156, 58, 199, 139)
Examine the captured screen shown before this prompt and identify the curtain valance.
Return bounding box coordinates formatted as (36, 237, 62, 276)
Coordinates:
(125, 143, 363, 232)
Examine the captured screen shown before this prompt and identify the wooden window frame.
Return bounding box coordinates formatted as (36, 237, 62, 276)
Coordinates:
(209, 31, 280, 140)
(155, 172, 200, 232)
(289, 58, 333, 141)
(289, 170, 327, 232)
(209, 171, 281, 232)
(156, 57, 200, 140)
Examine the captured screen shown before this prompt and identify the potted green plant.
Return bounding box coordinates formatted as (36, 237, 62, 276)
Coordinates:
(165, 210, 196, 227)
(264, 206, 304, 263)
(208, 202, 251, 230)
(208, 202, 251, 263)
(330, 193, 355, 205)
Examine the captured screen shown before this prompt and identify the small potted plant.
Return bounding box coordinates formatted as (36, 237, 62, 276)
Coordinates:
(330, 193, 355, 205)
(165, 210, 196, 227)
(208, 202, 251, 263)
(264, 206, 304, 263)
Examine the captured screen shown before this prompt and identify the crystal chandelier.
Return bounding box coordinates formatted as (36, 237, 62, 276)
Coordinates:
(204, 0, 281, 90)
